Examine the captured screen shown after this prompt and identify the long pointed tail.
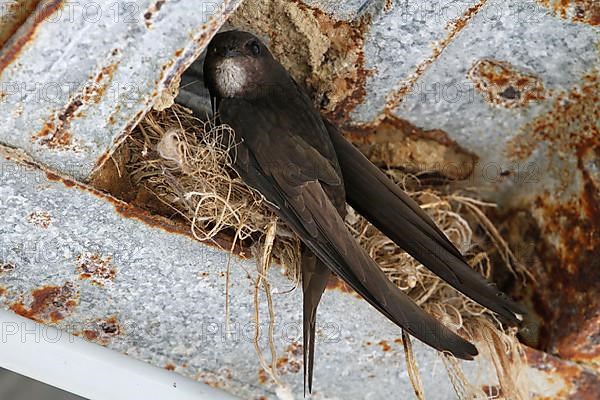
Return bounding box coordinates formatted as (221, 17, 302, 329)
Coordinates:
(301, 248, 330, 395)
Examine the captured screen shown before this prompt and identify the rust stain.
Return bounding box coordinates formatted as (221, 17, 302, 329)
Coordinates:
(82, 329, 99, 341)
(285, 341, 302, 357)
(26, 210, 52, 228)
(468, 59, 548, 108)
(0, 0, 64, 77)
(0, 286, 6, 296)
(533, 189, 600, 363)
(526, 347, 600, 399)
(275, 341, 303, 375)
(0, 0, 42, 48)
(378, 340, 391, 352)
(230, 0, 373, 125)
(481, 385, 503, 398)
(507, 71, 599, 160)
(197, 368, 232, 389)
(537, 0, 600, 26)
(9, 282, 79, 323)
(497, 167, 600, 366)
(143, 0, 167, 28)
(99, 316, 121, 335)
(76, 316, 122, 345)
(76, 253, 117, 287)
(88, 141, 135, 202)
(342, 113, 478, 180)
(384, 0, 394, 12)
(275, 356, 288, 370)
(385, 0, 488, 111)
(42, 168, 245, 257)
(275, 356, 302, 374)
(32, 59, 119, 151)
(92, 109, 145, 178)
(504, 71, 599, 364)
(164, 363, 176, 371)
(32, 121, 72, 150)
(556, 314, 600, 366)
(257, 369, 269, 384)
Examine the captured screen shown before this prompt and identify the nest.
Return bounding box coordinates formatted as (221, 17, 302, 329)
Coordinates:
(124, 104, 529, 399)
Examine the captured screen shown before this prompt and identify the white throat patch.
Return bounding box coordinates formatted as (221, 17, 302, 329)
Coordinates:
(215, 58, 248, 97)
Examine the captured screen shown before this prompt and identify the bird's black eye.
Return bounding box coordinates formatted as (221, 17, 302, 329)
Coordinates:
(249, 40, 261, 56)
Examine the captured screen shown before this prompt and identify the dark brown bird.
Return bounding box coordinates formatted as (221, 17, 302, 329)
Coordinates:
(203, 30, 523, 394)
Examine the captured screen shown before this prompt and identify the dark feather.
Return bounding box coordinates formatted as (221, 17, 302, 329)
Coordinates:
(202, 31, 525, 394)
(301, 249, 330, 395)
(218, 93, 479, 360)
(325, 121, 525, 323)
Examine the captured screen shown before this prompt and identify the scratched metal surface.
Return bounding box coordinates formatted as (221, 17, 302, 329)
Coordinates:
(0, 0, 239, 181)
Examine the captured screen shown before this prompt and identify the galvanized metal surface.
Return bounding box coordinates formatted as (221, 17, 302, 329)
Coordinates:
(0, 0, 240, 181)
(2, 146, 594, 399)
(0, 0, 598, 397)
(0, 309, 238, 400)
(0, 148, 470, 399)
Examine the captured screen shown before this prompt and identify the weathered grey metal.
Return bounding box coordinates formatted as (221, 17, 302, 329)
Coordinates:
(0, 0, 240, 181)
(0, 146, 587, 399)
(360, 0, 598, 179)
(0, 148, 456, 398)
(0, 0, 598, 397)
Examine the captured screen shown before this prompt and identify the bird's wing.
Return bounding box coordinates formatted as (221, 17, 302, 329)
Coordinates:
(325, 120, 525, 323)
(220, 97, 479, 360)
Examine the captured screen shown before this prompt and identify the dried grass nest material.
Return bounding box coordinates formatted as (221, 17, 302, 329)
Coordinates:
(126, 104, 530, 399)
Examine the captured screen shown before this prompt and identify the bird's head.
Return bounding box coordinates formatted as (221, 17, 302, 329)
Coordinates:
(203, 30, 283, 99)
